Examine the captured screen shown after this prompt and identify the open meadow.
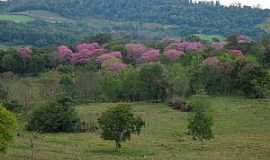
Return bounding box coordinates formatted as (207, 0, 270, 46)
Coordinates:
(2, 96, 270, 160)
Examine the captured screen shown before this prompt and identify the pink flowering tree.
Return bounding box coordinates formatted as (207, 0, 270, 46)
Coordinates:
(137, 48, 160, 63)
(211, 42, 225, 50)
(101, 58, 128, 74)
(125, 43, 147, 61)
(76, 43, 101, 51)
(202, 57, 220, 65)
(96, 52, 122, 64)
(58, 42, 107, 64)
(57, 45, 73, 61)
(184, 42, 204, 52)
(229, 49, 244, 57)
(17, 47, 32, 59)
(237, 35, 253, 44)
(165, 41, 204, 53)
(164, 49, 185, 61)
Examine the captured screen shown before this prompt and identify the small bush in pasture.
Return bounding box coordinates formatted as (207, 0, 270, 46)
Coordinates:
(0, 106, 17, 153)
(26, 97, 80, 133)
(98, 104, 145, 150)
(186, 97, 214, 147)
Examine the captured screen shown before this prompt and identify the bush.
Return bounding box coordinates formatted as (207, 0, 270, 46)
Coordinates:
(26, 97, 80, 133)
(0, 106, 17, 153)
(2, 100, 23, 112)
(167, 97, 192, 112)
(186, 96, 214, 146)
(98, 104, 145, 150)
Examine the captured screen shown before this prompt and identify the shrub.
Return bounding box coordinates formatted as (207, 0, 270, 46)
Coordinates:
(186, 97, 214, 147)
(2, 100, 23, 112)
(26, 97, 80, 133)
(167, 97, 192, 112)
(0, 106, 17, 153)
(98, 104, 145, 150)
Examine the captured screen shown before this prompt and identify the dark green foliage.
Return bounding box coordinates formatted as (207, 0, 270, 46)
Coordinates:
(98, 104, 145, 150)
(57, 64, 74, 74)
(0, 49, 50, 75)
(190, 64, 234, 95)
(6, 0, 269, 39)
(0, 106, 17, 153)
(0, 82, 7, 100)
(139, 63, 168, 102)
(26, 97, 80, 133)
(60, 74, 75, 96)
(187, 97, 214, 144)
(83, 33, 112, 45)
(2, 100, 23, 112)
(232, 61, 270, 98)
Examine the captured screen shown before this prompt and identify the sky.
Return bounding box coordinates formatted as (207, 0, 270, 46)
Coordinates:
(199, 0, 270, 9)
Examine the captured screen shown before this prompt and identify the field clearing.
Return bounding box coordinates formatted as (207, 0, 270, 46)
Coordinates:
(0, 14, 34, 23)
(2, 96, 270, 160)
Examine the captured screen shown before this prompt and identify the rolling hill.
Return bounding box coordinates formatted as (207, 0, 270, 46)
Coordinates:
(1, 0, 270, 46)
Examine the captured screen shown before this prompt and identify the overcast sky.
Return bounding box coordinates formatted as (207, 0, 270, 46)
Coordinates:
(199, 0, 270, 8)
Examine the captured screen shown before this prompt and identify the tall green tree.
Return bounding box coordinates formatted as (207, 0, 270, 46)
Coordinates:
(0, 106, 17, 153)
(98, 104, 145, 150)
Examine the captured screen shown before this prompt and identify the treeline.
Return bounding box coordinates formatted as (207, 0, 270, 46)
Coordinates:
(5, 0, 270, 37)
(0, 34, 270, 107)
(0, 20, 80, 47)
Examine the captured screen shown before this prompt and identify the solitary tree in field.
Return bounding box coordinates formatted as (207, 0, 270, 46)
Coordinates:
(98, 104, 145, 150)
(0, 106, 17, 153)
(186, 98, 214, 148)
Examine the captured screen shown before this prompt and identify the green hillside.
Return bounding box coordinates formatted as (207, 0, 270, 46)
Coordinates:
(0, 14, 34, 23)
(1, 0, 270, 46)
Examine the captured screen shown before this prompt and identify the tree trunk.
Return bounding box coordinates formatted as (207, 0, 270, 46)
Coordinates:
(115, 141, 121, 151)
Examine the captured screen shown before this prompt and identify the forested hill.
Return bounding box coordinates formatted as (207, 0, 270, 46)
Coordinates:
(1, 0, 270, 46)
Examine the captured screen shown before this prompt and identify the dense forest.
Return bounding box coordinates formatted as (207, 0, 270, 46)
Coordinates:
(0, 0, 270, 46)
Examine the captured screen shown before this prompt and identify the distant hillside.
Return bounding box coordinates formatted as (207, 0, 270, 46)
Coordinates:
(1, 0, 270, 46)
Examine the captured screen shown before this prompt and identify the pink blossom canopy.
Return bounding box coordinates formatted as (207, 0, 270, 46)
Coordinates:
(17, 47, 32, 59)
(96, 51, 122, 64)
(165, 41, 203, 52)
(105, 62, 128, 73)
(76, 43, 101, 51)
(137, 48, 160, 63)
(229, 49, 244, 57)
(57, 45, 73, 61)
(202, 57, 220, 65)
(211, 42, 225, 50)
(165, 49, 185, 61)
(238, 35, 253, 44)
(125, 43, 147, 60)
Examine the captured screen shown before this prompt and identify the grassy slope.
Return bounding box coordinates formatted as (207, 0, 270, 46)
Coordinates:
(0, 14, 34, 23)
(2, 96, 270, 160)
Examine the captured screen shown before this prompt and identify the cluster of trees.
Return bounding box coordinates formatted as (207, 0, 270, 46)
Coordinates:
(0, 34, 270, 100)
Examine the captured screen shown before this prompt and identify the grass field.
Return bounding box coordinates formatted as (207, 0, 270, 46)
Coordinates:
(0, 14, 34, 23)
(2, 96, 270, 160)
